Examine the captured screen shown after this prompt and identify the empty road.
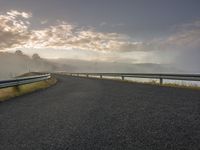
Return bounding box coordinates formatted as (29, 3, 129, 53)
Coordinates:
(0, 75, 200, 150)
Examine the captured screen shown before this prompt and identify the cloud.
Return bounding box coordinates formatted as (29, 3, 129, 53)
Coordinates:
(126, 20, 200, 52)
(0, 10, 31, 50)
(26, 21, 143, 52)
(41, 19, 48, 25)
(100, 22, 107, 26)
(100, 22, 124, 27)
(30, 20, 199, 52)
(6, 10, 32, 19)
(164, 23, 200, 49)
(0, 10, 144, 52)
(0, 10, 200, 54)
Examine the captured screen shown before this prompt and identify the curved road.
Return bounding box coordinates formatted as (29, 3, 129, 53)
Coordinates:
(0, 75, 200, 150)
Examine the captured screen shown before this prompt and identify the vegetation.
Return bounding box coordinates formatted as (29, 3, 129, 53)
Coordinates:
(79, 75, 200, 90)
(123, 79, 200, 90)
(160, 82, 200, 90)
(0, 73, 57, 102)
(118, 78, 200, 90)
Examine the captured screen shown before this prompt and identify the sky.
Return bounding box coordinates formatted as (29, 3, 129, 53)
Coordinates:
(0, 0, 200, 72)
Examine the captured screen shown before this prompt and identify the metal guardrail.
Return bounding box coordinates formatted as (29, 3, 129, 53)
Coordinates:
(0, 74, 51, 89)
(58, 72, 200, 85)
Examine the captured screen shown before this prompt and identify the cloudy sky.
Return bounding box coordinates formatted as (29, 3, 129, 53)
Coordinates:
(0, 0, 200, 72)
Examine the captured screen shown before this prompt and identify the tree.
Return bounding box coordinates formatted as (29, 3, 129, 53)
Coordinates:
(15, 50, 23, 56)
(32, 53, 41, 60)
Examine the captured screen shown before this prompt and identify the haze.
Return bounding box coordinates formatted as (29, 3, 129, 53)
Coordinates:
(0, 0, 200, 78)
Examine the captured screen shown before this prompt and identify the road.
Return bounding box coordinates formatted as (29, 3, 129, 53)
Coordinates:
(0, 75, 200, 150)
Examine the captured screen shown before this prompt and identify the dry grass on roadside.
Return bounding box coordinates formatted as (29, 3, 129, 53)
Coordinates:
(76, 75, 200, 90)
(0, 76, 57, 102)
(161, 82, 200, 90)
(120, 79, 200, 90)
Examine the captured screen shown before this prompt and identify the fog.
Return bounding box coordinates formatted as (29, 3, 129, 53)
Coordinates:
(0, 50, 188, 80)
(0, 50, 56, 79)
(50, 59, 183, 73)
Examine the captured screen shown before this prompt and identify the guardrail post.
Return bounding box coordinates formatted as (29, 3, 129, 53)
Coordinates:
(100, 75, 103, 79)
(121, 76, 125, 80)
(14, 83, 20, 92)
(159, 78, 163, 85)
(86, 74, 89, 78)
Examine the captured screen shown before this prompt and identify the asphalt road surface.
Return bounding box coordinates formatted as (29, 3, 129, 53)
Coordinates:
(0, 75, 200, 150)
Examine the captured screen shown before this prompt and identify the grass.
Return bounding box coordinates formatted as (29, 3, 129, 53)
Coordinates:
(0, 73, 57, 102)
(161, 82, 200, 90)
(119, 79, 200, 90)
(121, 79, 200, 90)
(73, 75, 200, 90)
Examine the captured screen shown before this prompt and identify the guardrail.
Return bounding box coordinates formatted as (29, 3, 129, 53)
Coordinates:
(58, 72, 200, 85)
(0, 74, 51, 89)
